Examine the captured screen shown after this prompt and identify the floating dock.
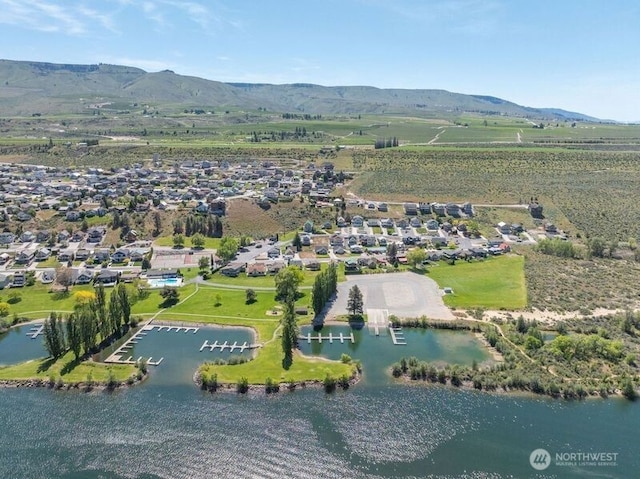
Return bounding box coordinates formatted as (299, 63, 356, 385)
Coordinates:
(199, 340, 260, 353)
(104, 323, 165, 366)
(389, 326, 407, 345)
(298, 332, 355, 344)
(143, 325, 199, 333)
(113, 356, 163, 366)
(27, 323, 45, 339)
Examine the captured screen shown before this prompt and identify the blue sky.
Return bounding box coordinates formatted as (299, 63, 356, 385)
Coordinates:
(0, 0, 639, 121)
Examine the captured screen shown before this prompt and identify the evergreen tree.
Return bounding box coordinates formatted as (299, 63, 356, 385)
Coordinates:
(281, 301, 298, 368)
(93, 284, 109, 341)
(66, 313, 82, 360)
(386, 242, 398, 264)
(116, 283, 131, 330)
(108, 290, 123, 336)
(43, 312, 65, 359)
(292, 231, 302, 252)
(312, 276, 326, 315)
(347, 285, 364, 318)
(78, 305, 98, 355)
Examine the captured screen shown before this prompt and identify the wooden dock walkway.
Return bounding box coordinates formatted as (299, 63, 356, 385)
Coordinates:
(104, 323, 165, 366)
(389, 326, 406, 345)
(142, 325, 199, 333)
(298, 332, 355, 344)
(199, 340, 260, 353)
(26, 323, 45, 339)
(110, 355, 163, 366)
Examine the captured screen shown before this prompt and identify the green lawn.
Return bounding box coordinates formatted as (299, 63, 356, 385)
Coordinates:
(199, 323, 354, 385)
(0, 351, 136, 383)
(1, 266, 352, 386)
(153, 236, 223, 249)
(35, 257, 60, 269)
(167, 285, 280, 319)
(4, 283, 96, 318)
(427, 254, 527, 309)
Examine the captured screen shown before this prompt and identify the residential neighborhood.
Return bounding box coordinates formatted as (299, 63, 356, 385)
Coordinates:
(0, 158, 564, 290)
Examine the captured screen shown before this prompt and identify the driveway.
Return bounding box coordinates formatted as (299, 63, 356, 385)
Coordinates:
(326, 272, 454, 320)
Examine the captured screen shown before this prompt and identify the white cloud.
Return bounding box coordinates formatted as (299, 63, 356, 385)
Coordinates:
(0, 0, 87, 34)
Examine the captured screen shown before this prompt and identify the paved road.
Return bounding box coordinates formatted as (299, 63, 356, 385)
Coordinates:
(326, 272, 454, 320)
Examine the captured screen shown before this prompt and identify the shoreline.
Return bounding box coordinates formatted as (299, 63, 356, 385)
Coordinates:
(194, 366, 362, 395)
(393, 374, 631, 401)
(0, 372, 148, 391)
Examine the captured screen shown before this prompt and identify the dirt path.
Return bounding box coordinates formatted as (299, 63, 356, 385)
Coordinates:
(428, 128, 446, 144)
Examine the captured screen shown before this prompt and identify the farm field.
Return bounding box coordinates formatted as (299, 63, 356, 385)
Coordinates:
(350, 148, 640, 240)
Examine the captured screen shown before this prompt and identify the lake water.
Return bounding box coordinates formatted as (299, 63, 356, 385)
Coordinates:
(0, 323, 48, 365)
(0, 323, 638, 478)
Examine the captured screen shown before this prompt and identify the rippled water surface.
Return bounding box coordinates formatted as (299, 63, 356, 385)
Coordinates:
(0, 325, 638, 478)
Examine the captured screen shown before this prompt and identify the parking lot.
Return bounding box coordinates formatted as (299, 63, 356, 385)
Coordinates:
(326, 272, 455, 320)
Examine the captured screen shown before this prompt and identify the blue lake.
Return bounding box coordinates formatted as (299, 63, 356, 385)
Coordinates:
(0, 321, 637, 478)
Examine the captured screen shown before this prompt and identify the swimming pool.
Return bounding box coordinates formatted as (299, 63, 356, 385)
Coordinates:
(146, 277, 183, 288)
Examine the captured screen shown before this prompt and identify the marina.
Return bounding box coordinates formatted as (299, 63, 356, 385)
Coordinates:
(199, 340, 260, 353)
(26, 323, 45, 339)
(298, 332, 356, 344)
(389, 326, 406, 345)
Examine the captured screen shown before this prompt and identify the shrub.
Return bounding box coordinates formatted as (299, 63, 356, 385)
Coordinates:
(106, 370, 118, 390)
(323, 374, 337, 393)
(265, 377, 279, 394)
(202, 373, 218, 392)
(236, 376, 249, 394)
(340, 353, 352, 364)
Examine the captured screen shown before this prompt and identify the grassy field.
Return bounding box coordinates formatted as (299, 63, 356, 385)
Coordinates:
(427, 254, 527, 309)
(0, 351, 136, 383)
(350, 148, 640, 241)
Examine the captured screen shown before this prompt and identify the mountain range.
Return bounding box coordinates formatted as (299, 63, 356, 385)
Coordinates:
(0, 59, 598, 121)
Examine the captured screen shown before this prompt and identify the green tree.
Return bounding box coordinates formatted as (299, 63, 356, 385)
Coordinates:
(587, 237, 605, 258)
(172, 234, 185, 248)
(274, 266, 304, 303)
(386, 242, 398, 264)
(191, 233, 205, 249)
(93, 284, 109, 341)
(66, 313, 82, 360)
(159, 287, 180, 306)
(153, 211, 162, 236)
(43, 312, 66, 359)
(406, 248, 426, 268)
(622, 379, 637, 400)
(217, 237, 239, 262)
(116, 283, 131, 329)
(108, 289, 123, 336)
(292, 231, 302, 251)
(77, 305, 98, 355)
(347, 285, 364, 318)
(198, 255, 210, 271)
(245, 288, 257, 304)
(311, 275, 326, 315)
(281, 301, 298, 369)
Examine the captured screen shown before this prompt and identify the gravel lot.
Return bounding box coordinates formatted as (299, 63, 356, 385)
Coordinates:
(327, 272, 454, 320)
